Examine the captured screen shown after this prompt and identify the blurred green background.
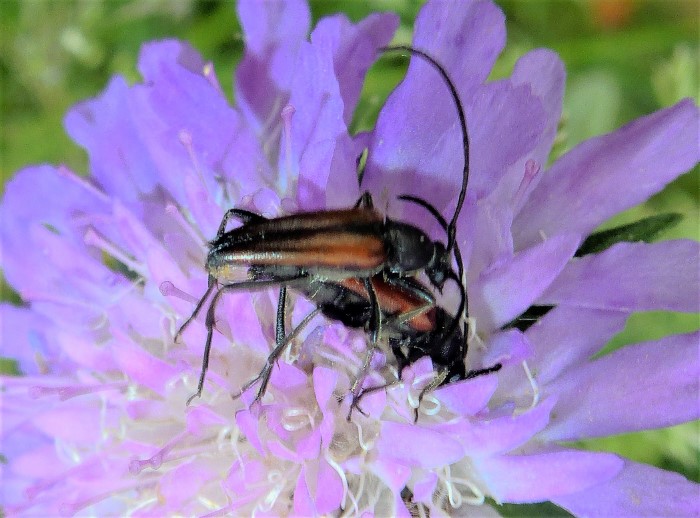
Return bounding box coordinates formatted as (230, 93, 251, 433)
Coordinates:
(1, 0, 698, 508)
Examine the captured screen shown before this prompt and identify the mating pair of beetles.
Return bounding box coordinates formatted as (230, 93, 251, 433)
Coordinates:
(176, 46, 502, 419)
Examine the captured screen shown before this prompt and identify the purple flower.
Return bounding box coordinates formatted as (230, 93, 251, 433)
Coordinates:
(2, 0, 698, 516)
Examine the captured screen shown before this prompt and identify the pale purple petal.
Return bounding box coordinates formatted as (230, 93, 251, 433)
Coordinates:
(514, 99, 700, 248)
(432, 375, 498, 416)
(132, 40, 270, 204)
(376, 422, 464, 468)
(236, 0, 310, 129)
(471, 233, 581, 329)
(158, 460, 216, 510)
(436, 398, 555, 456)
(284, 40, 347, 209)
(64, 78, 159, 205)
(510, 49, 566, 172)
(1, 305, 57, 375)
(541, 332, 700, 441)
(524, 307, 628, 385)
(476, 450, 624, 503)
(312, 13, 398, 124)
(362, 0, 506, 219)
(540, 240, 700, 312)
(553, 461, 700, 517)
(293, 459, 344, 515)
(111, 338, 178, 396)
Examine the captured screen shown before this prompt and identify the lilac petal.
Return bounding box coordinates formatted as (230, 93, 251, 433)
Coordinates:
(285, 41, 349, 209)
(436, 398, 555, 456)
(376, 422, 463, 468)
(510, 49, 566, 181)
(552, 460, 700, 517)
(467, 80, 546, 200)
(13, 226, 127, 329)
(236, 0, 310, 129)
(235, 410, 264, 455)
(64, 78, 159, 205)
(540, 240, 700, 312)
(32, 406, 102, 443)
(541, 331, 700, 441)
(514, 99, 700, 248)
(362, 0, 506, 219)
(471, 233, 581, 329)
(0, 305, 56, 375)
(525, 306, 628, 385)
(0, 166, 112, 291)
(413, 0, 506, 94)
(482, 328, 532, 367)
(293, 459, 344, 515)
(433, 375, 498, 416)
(132, 41, 264, 204)
(371, 458, 412, 492)
(476, 449, 623, 503)
(111, 336, 178, 396)
(312, 13, 398, 125)
(158, 460, 215, 509)
(411, 471, 438, 503)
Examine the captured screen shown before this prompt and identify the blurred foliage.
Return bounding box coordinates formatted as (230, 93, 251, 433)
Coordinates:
(1, 0, 698, 493)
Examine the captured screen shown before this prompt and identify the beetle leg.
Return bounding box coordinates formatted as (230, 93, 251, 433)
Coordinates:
(233, 305, 323, 404)
(174, 275, 217, 343)
(185, 276, 306, 406)
(347, 277, 382, 420)
(414, 369, 450, 422)
(354, 191, 374, 209)
(216, 207, 266, 236)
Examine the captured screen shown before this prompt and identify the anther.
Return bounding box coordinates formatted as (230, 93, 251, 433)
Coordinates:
(202, 61, 223, 94)
(29, 382, 125, 401)
(512, 159, 540, 210)
(159, 280, 199, 304)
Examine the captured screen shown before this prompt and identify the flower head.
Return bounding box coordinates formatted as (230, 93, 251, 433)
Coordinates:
(2, 0, 698, 516)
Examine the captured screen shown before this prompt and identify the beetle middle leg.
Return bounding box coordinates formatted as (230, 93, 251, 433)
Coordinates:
(185, 275, 307, 406)
(347, 276, 382, 420)
(232, 291, 323, 404)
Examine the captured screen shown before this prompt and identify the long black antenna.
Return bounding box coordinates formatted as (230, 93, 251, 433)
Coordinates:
(379, 45, 470, 257)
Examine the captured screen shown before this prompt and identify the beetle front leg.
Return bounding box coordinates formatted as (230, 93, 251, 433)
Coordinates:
(185, 277, 301, 406)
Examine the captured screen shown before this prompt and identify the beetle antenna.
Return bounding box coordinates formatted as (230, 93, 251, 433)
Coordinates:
(379, 45, 469, 256)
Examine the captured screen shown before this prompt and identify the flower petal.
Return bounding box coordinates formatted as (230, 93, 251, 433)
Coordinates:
(312, 13, 398, 125)
(541, 332, 700, 441)
(376, 422, 463, 468)
(363, 0, 506, 221)
(433, 375, 498, 416)
(476, 449, 623, 503)
(471, 233, 581, 329)
(294, 459, 344, 515)
(540, 240, 700, 312)
(525, 306, 628, 385)
(436, 397, 555, 456)
(514, 99, 700, 248)
(236, 0, 310, 129)
(552, 460, 700, 517)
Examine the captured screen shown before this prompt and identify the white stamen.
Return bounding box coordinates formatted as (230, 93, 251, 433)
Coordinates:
(84, 227, 146, 277)
(325, 452, 351, 513)
(279, 104, 296, 193)
(522, 359, 540, 410)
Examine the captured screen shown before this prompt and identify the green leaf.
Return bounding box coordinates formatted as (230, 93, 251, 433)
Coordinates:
(576, 213, 683, 257)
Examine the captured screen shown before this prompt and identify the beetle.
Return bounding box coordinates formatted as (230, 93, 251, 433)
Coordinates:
(175, 45, 473, 406)
(233, 271, 501, 420)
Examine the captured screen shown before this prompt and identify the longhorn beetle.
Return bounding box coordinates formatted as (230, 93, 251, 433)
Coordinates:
(233, 270, 502, 420)
(176, 45, 474, 407)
